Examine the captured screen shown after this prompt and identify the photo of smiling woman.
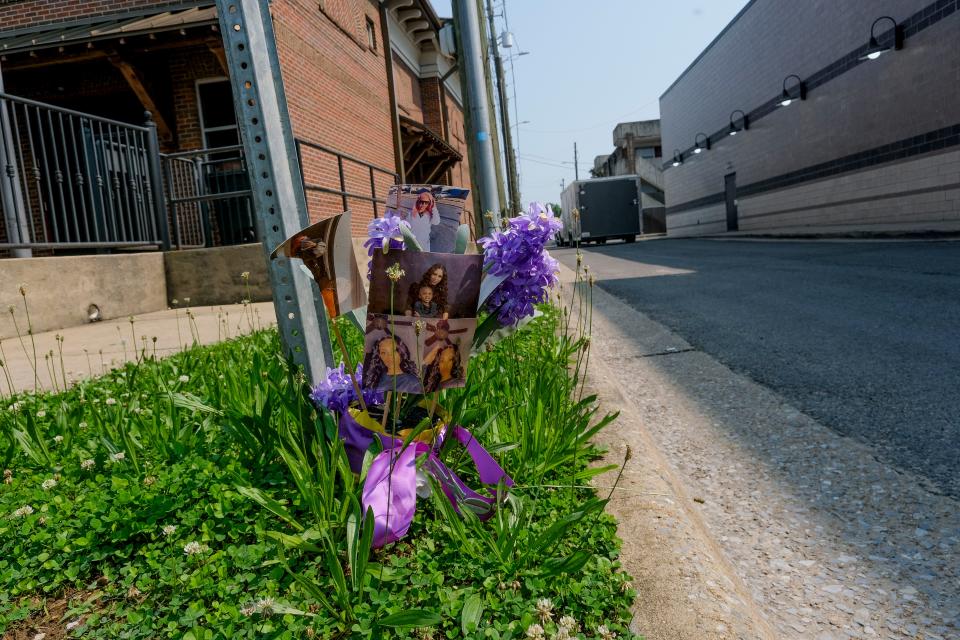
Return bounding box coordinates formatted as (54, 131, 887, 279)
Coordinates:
(405, 263, 449, 319)
(362, 332, 423, 393)
(421, 342, 464, 392)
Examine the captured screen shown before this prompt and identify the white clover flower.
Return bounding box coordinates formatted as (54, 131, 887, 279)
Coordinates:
(525, 623, 545, 640)
(597, 624, 616, 640)
(105, 398, 117, 406)
(41, 478, 57, 490)
(254, 597, 275, 616)
(178, 374, 189, 383)
(36, 410, 46, 418)
(143, 476, 156, 486)
(183, 541, 206, 555)
(12, 505, 34, 518)
(110, 451, 126, 462)
(162, 524, 177, 536)
(53, 435, 63, 444)
(559, 616, 579, 632)
(535, 597, 554, 622)
(554, 628, 572, 640)
(78, 421, 88, 429)
(240, 604, 256, 617)
(81, 459, 95, 471)
(8, 401, 22, 411)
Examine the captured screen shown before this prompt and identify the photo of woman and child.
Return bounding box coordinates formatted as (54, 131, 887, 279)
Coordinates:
(367, 251, 482, 320)
(405, 263, 449, 319)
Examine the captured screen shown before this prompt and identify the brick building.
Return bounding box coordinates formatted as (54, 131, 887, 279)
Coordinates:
(0, 0, 475, 253)
(660, 0, 960, 237)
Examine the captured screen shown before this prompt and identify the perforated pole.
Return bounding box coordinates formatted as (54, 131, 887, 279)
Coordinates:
(214, 0, 332, 379)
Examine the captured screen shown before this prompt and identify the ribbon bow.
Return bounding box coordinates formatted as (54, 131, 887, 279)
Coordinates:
(338, 409, 513, 547)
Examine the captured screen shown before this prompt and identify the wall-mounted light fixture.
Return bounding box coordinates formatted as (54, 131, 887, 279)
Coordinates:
(672, 150, 683, 167)
(779, 74, 806, 107)
(693, 133, 710, 154)
(729, 110, 749, 136)
(860, 16, 904, 60)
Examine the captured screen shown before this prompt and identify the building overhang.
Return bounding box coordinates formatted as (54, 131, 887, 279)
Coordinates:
(399, 115, 462, 184)
(0, 5, 218, 57)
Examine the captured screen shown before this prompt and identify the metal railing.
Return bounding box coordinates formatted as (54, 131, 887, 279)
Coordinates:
(295, 139, 399, 219)
(0, 92, 167, 254)
(0, 90, 402, 257)
(161, 145, 255, 248)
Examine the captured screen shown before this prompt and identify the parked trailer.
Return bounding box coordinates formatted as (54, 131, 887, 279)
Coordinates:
(557, 176, 641, 246)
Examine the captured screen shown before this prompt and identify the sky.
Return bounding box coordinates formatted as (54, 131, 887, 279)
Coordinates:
(431, 0, 750, 207)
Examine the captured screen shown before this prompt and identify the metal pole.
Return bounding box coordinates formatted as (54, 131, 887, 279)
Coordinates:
(0, 62, 32, 257)
(485, 0, 519, 216)
(574, 142, 579, 181)
(214, 0, 332, 380)
(143, 111, 171, 251)
(454, 0, 501, 234)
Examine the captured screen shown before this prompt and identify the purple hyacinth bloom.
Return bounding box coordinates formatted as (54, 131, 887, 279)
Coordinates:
(363, 211, 409, 279)
(310, 363, 384, 413)
(364, 211, 408, 256)
(479, 202, 562, 326)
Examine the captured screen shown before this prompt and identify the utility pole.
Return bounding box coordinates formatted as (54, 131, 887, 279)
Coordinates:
(485, 0, 519, 215)
(574, 142, 579, 181)
(454, 0, 502, 234)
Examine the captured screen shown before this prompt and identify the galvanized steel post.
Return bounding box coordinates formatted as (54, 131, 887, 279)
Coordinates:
(214, 0, 333, 380)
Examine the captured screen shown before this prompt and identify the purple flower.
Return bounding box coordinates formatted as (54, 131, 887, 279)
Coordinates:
(310, 363, 384, 413)
(363, 212, 409, 279)
(479, 202, 562, 326)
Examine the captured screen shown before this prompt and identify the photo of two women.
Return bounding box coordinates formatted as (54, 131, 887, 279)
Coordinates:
(360, 317, 475, 393)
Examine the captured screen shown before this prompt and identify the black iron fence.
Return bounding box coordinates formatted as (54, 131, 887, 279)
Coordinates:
(0, 91, 402, 258)
(0, 91, 168, 254)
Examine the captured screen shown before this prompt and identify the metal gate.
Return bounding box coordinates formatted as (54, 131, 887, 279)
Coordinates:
(161, 145, 255, 249)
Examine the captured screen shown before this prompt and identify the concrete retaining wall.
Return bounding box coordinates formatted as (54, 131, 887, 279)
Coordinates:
(164, 243, 272, 307)
(1, 252, 167, 337)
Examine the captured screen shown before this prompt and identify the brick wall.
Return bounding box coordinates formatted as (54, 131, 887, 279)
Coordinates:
(0, 0, 199, 32)
(168, 46, 225, 151)
(393, 58, 424, 122)
(419, 77, 444, 135)
(444, 92, 469, 187)
(272, 0, 397, 235)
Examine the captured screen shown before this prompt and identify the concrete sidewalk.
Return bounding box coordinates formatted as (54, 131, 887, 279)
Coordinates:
(1, 302, 276, 396)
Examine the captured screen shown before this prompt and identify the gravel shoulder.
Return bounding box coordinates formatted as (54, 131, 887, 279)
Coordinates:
(561, 263, 960, 639)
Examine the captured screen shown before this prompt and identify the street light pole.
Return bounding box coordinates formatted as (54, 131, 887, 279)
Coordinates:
(485, 0, 520, 216)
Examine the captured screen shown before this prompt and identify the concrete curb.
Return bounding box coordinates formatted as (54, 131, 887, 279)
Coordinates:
(557, 262, 777, 639)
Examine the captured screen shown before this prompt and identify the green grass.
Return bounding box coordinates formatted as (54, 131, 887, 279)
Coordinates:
(0, 304, 638, 639)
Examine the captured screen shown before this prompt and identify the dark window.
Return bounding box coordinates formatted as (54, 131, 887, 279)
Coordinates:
(196, 79, 240, 151)
(366, 17, 377, 51)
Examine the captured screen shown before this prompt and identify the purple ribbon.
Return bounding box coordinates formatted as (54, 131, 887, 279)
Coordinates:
(338, 412, 513, 547)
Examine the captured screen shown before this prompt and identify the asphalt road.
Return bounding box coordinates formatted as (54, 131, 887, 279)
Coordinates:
(554, 239, 960, 499)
